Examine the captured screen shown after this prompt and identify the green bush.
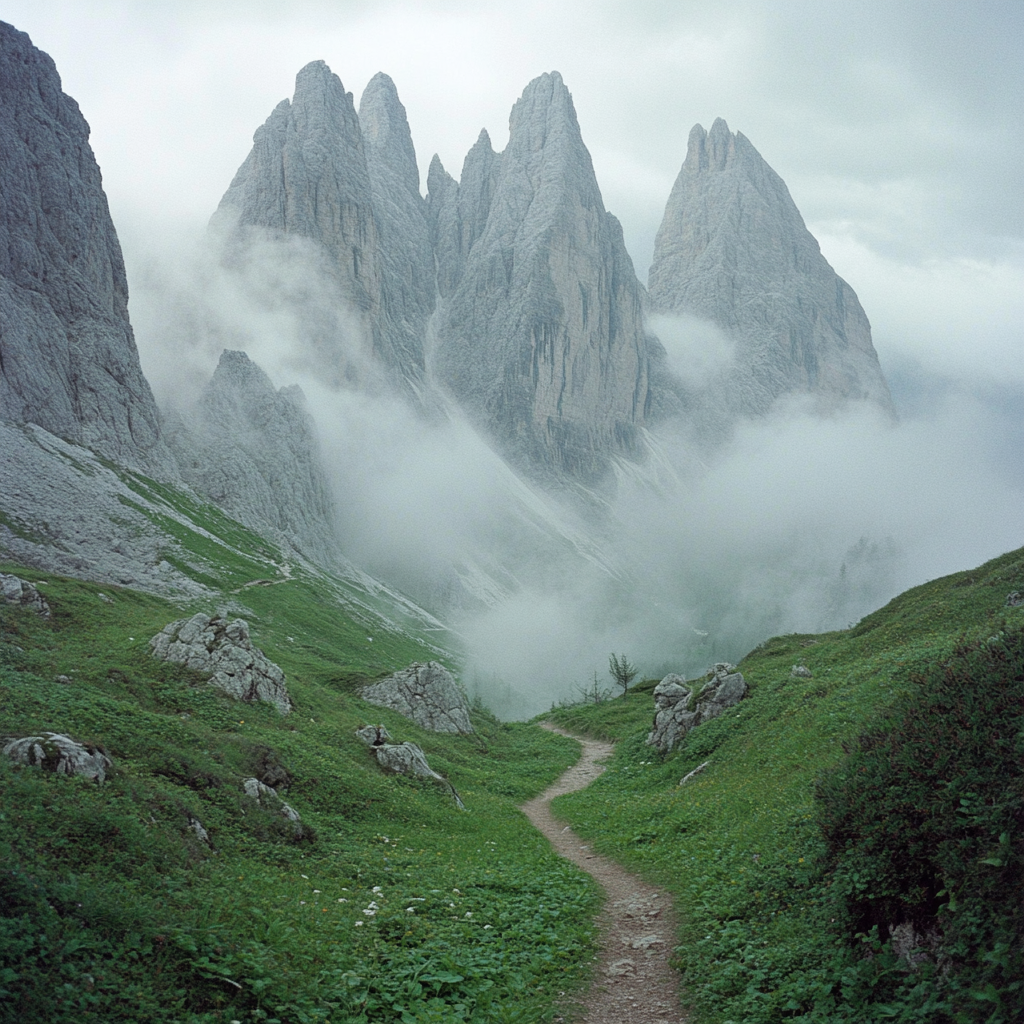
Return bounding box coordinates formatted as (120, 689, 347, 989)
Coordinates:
(812, 625, 1024, 1022)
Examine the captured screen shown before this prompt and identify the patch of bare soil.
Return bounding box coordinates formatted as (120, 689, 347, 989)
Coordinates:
(521, 724, 688, 1023)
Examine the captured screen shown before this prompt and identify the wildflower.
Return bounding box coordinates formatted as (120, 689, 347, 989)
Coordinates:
(301, 874, 309, 879)
(300, 901, 306, 905)
(313, 889, 321, 894)
(483, 925, 492, 930)
(372, 886, 383, 893)
(465, 912, 472, 918)
(406, 907, 416, 913)
(337, 898, 348, 903)
(355, 921, 364, 927)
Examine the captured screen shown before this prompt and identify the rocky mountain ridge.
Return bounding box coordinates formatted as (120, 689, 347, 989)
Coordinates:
(2, 19, 896, 625)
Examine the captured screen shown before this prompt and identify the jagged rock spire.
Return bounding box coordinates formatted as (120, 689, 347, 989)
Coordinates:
(429, 72, 652, 485)
(648, 118, 894, 435)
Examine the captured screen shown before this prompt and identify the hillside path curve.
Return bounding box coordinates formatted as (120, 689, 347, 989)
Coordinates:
(521, 723, 687, 1023)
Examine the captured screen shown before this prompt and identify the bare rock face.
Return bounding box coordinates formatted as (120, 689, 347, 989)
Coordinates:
(1, 572, 50, 617)
(167, 349, 338, 566)
(358, 72, 434, 387)
(429, 72, 651, 485)
(149, 613, 292, 714)
(648, 118, 894, 443)
(646, 662, 748, 754)
(361, 661, 472, 734)
(0, 21, 170, 473)
(3, 732, 111, 782)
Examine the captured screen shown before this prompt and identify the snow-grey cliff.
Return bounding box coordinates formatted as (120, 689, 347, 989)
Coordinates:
(0, 20, 170, 473)
(167, 350, 339, 567)
(428, 73, 652, 485)
(648, 118, 894, 440)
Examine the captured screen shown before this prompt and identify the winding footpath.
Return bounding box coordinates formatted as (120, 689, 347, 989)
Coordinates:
(521, 724, 688, 1023)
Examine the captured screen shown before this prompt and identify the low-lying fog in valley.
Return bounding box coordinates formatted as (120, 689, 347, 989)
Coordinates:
(127, 225, 1023, 719)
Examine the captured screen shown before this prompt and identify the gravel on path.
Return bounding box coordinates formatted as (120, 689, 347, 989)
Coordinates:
(520, 724, 688, 1024)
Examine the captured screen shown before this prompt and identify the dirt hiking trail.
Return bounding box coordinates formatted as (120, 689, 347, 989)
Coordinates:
(521, 724, 688, 1023)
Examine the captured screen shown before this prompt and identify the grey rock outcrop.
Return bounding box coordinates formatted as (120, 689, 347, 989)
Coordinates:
(355, 725, 466, 809)
(3, 732, 111, 782)
(361, 661, 472, 734)
(167, 349, 339, 566)
(0, 21, 170, 473)
(646, 663, 748, 754)
(242, 777, 301, 823)
(428, 72, 652, 485)
(648, 118, 894, 444)
(150, 613, 292, 714)
(791, 664, 813, 678)
(1, 572, 50, 617)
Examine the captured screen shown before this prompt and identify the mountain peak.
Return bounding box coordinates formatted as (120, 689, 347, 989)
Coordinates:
(649, 122, 895, 433)
(507, 71, 581, 150)
(359, 71, 420, 195)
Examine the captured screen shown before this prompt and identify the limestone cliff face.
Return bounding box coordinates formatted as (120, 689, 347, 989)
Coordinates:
(648, 118, 894, 435)
(168, 350, 338, 566)
(428, 73, 651, 485)
(0, 20, 169, 472)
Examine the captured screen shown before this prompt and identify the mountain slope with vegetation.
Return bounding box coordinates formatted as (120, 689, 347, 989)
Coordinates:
(2, 470, 1022, 1023)
(548, 546, 1024, 1023)
(0, 481, 601, 1024)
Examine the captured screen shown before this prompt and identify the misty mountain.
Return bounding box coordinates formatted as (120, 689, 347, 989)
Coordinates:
(211, 63, 894, 491)
(165, 350, 340, 568)
(648, 118, 895, 445)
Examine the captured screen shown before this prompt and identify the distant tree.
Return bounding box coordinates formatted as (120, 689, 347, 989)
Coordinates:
(608, 653, 638, 697)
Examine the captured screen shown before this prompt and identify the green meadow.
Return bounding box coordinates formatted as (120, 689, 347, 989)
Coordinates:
(2, 469, 1023, 1022)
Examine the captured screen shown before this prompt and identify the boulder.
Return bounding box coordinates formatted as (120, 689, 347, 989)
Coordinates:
(150, 613, 292, 714)
(361, 661, 472, 734)
(3, 732, 111, 782)
(0, 573, 50, 617)
(646, 662, 748, 754)
(1007, 592, 1022, 608)
(242, 777, 301, 823)
(791, 664, 813, 678)
(356, 725, 465, 809)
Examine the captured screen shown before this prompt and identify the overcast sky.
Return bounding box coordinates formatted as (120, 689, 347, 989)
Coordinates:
(6, 0, 1023, 407)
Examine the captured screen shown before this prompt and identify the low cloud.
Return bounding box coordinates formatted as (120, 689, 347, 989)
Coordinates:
(646, 313, 736, 386)
(128, 225, 1023, 721)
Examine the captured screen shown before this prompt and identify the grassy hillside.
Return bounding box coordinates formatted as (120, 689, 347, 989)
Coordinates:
(0, 557, 600, 1024)
(4, 458, 1022, 1024)
(548, 546, 1024, 1023)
